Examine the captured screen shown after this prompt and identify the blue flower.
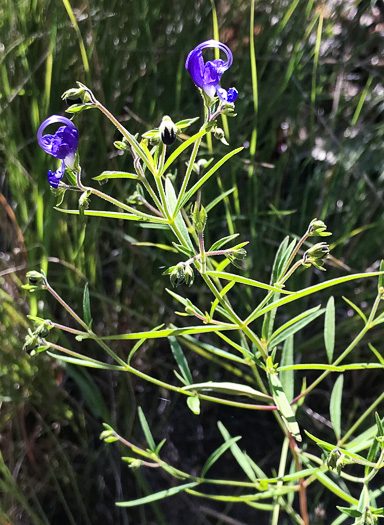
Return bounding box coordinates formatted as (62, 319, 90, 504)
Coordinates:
(185, 40, 238, 103)
(37, 115, 79, 188)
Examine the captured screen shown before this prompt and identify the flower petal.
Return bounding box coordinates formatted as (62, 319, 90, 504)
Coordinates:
(37, 115, 78, 158)
(185, 48, 205, 87)
(185, 40, 237, 102)
(47, 160, 65, 188)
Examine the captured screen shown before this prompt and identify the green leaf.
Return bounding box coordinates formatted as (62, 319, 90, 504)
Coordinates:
(280, 335, 294, 402)
(304, 431, 368, 463)
(161, 129, 207, 175)
(330, 375, 344, 441)
(217, 422, 258, 483)
(182, 382, 272, 402)
(79, 323, 237, 341)
(368, 343, 384, 365)
(336, 507, 362, 518)
(201, 436, 242, 477)
(165, 176, 193, 250)
(268, 368, 302, 442)
(83, 282, 92, 329)
(178, 147, 244, 211)
(92, 171, 139, 181)
(116, 482, 199, 507)
(172, 243, 195, 258)
(47, 352, 122, 370)
(205, 271, 292, 294)
(269, 305, 324, 346)
(54, 208, 167, 224)
(324, 296, 335, 363)
(186, 396, 200, 415)
(175, 117, 199, 129)
(205, 187, 235, 213)
(275, 237, 296, 283)
(209, 233, 240, 252)
(137, 407, 156, 452)
(342, 296, 367, 324)
(248, 271, 384, 324)
(169, 337, 193, 385)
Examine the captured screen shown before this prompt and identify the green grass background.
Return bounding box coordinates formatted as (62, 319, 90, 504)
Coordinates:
(1, 0, 384, 523)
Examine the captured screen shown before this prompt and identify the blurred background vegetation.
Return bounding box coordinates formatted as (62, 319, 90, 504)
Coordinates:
(1, 0, 384, 523)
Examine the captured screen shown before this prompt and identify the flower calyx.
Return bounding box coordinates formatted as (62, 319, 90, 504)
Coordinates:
(308, 218, 332, 237)
(303, 242, 330, 271)
(163, 262, 194, 287)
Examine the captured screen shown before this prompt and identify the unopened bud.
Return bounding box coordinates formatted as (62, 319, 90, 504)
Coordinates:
(159, 116, 177, 145)
(79, 191, 90, 210)
(167, 263, 186, 288)
(308, 218, 331, 237)
(191, 203, 207, 234)
(22, 270, 47, 291)
(184, 265, 194, 286)
(61, 82, 96, 105)
(326, 448, 345, 475)
(305, 242, 330, 260)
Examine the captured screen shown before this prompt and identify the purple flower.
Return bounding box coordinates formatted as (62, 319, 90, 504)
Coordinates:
(185, 40, 238, 103)
(37, 115, 79, 188)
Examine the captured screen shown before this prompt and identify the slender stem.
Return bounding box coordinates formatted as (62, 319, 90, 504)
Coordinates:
(289, 435, 309, 525)
(137, 195, 163, 217)
(198, 231, 206, 274)
(157, 143, 166, 174)
(175, 137, 202, 214)
(279, 231, 309, 282)
(46, 341, 124, 370)
(133, 157, 164, 212)
(76, 170, 167, 223)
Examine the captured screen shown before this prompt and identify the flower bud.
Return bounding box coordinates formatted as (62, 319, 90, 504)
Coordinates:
(159, 116, 177, 145)
(79, 191, 90, 210)
(22, 270, 47, 291)
(61, 82, 96, 105)
(326, 448, 345, 475)
(213, 127, 229, 145)
(184, 265, 194, 286)
(305, 242, 330, 260)
(191, 203, 207, 234)
(308, 218, 331, 237)
(164, 263, 186, 288)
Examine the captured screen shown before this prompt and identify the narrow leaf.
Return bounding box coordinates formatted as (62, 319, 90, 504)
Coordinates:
(93, 171, 139, 181)
(138, 407, 156, 452)
(116, 482, 199, 507)
(217, 422, 258, 482)
(270, 306, 324, 347)
(83, 282, 92, 328)
(280, 335, 294, 402)
(209, 234, 240, 252)
(268, 370, 302, 442)
(169, 337, 193, 385)
(330, 375, 344, 441)
(201, 436, 242, 477)
(165, 177, 193, 250)
(324, 296, 335, 363)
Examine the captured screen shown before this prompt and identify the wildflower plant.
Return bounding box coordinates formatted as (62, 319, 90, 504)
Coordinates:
(24, 40, 384, 523)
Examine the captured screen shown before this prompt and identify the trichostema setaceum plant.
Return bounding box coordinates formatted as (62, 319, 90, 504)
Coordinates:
(23, 39, 384, 524)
